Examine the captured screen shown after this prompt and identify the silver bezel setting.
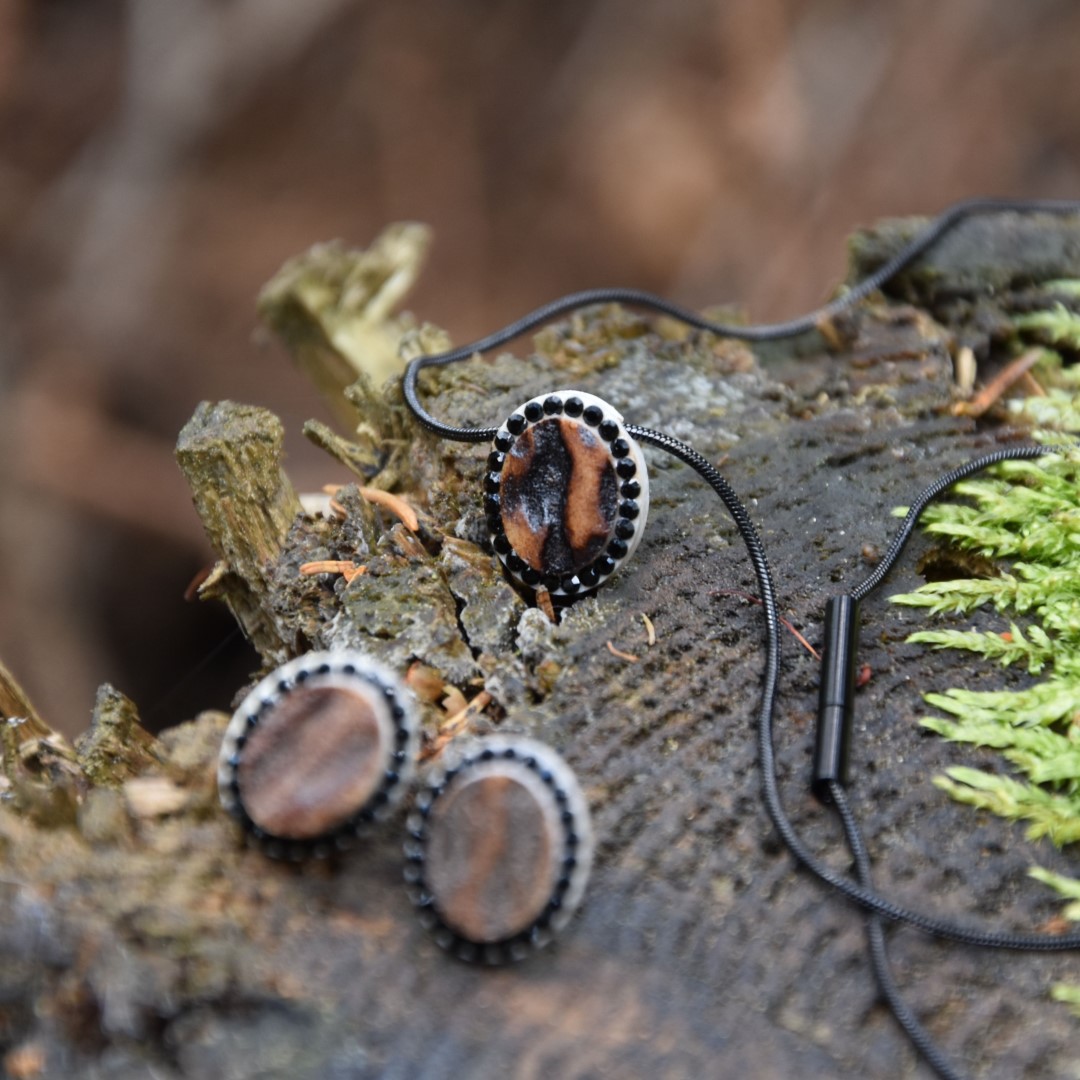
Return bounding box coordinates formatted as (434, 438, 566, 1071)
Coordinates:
(218, 649, 420, 860)
(484, 390, 650, 598)
(404, 735, 595, 963)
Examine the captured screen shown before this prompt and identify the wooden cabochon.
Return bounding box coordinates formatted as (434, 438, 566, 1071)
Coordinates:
(424, 768, 562, 944)
(500, 417, 618, 575)
(237, 685, 387, 840)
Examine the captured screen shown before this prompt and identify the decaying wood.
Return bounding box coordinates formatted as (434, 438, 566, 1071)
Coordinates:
(256, 225, 432, 431)
(174, 400, 303, 660)
(2, 214, 1080, 1078)
(76, 683, 170, 788)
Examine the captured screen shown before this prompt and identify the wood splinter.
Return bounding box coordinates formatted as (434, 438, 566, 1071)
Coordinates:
(423, 691, 493, 762)
(951, 348, 1044, 417)
(299, 561, 367, 583)
(606, 641, 639, 663)
(323, 484, 420, 532)
(535, 589, 556, 623)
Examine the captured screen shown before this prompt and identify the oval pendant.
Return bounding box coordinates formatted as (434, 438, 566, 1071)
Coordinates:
(218, 650, 419, 859)
(484, 391, 650, 597)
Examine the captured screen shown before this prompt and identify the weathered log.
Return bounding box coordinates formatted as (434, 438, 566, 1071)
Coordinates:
(1, 214, 1079, 1078)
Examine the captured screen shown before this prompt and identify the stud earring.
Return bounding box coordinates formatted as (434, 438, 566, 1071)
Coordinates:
(217, 649, 420, 859)
(486, 391, 649, 597)
(404, 735, 593, 962)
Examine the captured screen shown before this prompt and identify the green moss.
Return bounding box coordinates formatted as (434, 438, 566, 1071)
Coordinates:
(889, 307, 1080, 1015)
(1014, 303, 1080, 350)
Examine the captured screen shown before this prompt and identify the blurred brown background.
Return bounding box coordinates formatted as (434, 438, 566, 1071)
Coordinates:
(1, 0, 1078, 737)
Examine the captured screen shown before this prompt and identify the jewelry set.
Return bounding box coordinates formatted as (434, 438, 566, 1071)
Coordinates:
(214, 199, 1080, 1078)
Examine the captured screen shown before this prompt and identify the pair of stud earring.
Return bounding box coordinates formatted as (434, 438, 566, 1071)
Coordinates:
(217, 649, 594, 962)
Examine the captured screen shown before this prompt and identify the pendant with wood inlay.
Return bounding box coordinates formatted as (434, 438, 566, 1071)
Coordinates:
(485, 391, 650, 597)
(405, 735, 594, 962)
(218, 650, 419, 859)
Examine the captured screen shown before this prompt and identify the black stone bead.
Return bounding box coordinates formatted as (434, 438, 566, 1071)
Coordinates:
(483, 493, 501, 516)
(564, 396, 584, 417)
(521, 566, 542, 586)
(524, 400, 544, 422)
(582, 404, 603, 426)
(507, 413, 527, 435)
(607, 539, 628, 559)
(561, 576, 581, 596)
(543, 573, 562, 591)
(494, 431, 513, 452)
(543, 395, 563, 415)
(486, 514, 503, 535)
(316, 663, 331, 675)
(493, 534, 511, 555)
(396, 727, 410, 746)
(487, 450, 506, 471)
(341, 663, 356, 676)
(484, 471, 502, 493)
(579, 566, 600, 588)
(615, 519, 636, 540)
(619, 498, 640, 519)
(295, 668, 310, 683)
(616, 458, 637, 479)
(610, 438, 630, 459)
(506, 552, 525, 572)
(480, 748, 495, 761)
(503, 747, 518, 760)
(597, 554, 618, 575)
(598, 419, 619, 442)
(384, 771, 400, 787)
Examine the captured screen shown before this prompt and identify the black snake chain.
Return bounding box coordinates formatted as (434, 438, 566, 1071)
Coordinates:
(402, 197, 1080, 1079)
